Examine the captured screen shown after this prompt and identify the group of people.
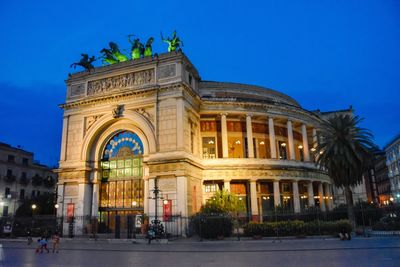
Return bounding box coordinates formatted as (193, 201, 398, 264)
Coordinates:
(27, 230, 61, 253)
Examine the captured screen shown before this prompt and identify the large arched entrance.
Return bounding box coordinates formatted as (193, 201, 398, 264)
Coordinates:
(98, 130, 144, 235)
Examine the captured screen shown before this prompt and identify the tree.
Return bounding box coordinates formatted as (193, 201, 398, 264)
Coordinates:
(315, 114, 375, 228)
(202, 189, 245, 215)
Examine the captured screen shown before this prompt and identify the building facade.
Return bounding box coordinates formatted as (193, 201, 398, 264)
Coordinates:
(385, 134, 400, 202)
(0, 142, 57, 217)
(362, 151, 391, 205)
(57, 52, 357, 236)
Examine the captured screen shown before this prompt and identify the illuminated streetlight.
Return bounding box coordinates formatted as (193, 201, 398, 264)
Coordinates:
(31, 204, 37, 210)
(54, 204, 60, 209)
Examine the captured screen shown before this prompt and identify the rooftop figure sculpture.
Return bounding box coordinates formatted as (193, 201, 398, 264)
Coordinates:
(70, 54, 96, 71)
(128, 35, 144, 60)
(144, 37, 154, 57)
(161, 31, 183, 52)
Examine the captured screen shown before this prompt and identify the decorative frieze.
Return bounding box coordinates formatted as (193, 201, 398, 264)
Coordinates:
(87, 69, 155, 96)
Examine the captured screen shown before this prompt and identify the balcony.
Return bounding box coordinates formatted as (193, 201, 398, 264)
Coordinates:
(3, 174, 16, 183)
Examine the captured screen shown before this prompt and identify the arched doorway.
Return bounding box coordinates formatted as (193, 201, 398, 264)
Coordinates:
(98, 130, 144, 235)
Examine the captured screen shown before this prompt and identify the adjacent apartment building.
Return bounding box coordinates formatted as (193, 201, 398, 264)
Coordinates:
(385, 134, 400, 203)
(0, 142, 57, 217)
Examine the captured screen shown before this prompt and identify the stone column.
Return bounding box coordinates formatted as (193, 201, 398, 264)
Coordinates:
(221, 113, 229, 158)
(56, 184, 64, 218)
(292, 181, 301, 213)
(60, 115, 69, 161)
(177, 176, 188, 217)
(324, 183, 333, 210)
(312, 128, 318, 148)
(91, 183, 99, 217)
(268, 117, 277, 159)
(144, 179, 149, 214)
(75, 183, 92, 235)
(307, 182, 315, 207)
(273, 181, 281, 206)
(250, 180, 259, 221)
(287, 120, 295, 160)
(224, 180, 231, 192)
(177, 176, 188, 236)
(318, 182, 326, 212)
(246, 114, 254, 158)
(176, 98, 184, 150)
(301, 124, 310, 161)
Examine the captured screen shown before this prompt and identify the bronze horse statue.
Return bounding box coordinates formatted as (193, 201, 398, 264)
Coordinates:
(70, 54, 96, 71)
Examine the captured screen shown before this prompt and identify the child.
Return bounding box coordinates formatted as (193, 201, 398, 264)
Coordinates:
(52, 232, 60, 253)
(35, 237, 49, 253)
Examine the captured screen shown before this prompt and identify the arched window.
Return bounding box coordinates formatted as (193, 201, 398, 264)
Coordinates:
(99, 131, 144, 210)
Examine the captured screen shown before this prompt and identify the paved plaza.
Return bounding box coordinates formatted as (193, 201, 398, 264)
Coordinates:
(0, 237, 399, 267)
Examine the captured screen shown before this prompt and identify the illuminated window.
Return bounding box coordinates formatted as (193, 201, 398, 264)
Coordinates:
(100, 131, 144, 209)
(278, 141, 287, 159)
(202, 137, 216, 159)
(205, 184, 218, 193)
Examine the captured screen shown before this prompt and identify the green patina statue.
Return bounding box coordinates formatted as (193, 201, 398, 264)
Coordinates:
(161, 31, 183, 52)
(144, 37, 154, 57)
(70, 54, 96, 71)
(100, 42, 129, 65)
(128, 35, 144, 60)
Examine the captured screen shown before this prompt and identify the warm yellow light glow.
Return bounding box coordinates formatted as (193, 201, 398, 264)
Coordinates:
(298, 145, 303, 149)
(163, 199, 169, 205)
(259, 141, 265, 145)
(55, 204, 60, 209)
(281, 142, 286, 147)
(311, 148, 316, 152)
(235, 140, 241, 145)
(132, 201, 137, 206)
(208, 140, 214, 144)
(31, 204, 37, 210)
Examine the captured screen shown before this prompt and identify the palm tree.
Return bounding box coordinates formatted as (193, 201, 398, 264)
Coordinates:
(315, 114, 375, 227)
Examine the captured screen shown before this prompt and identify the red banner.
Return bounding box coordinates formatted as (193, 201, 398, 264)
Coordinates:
(67, 203, 74, 221)
(163, 200, 172, 221)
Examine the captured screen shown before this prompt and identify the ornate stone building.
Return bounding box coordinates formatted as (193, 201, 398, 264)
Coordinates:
(57, 51, 351, 235)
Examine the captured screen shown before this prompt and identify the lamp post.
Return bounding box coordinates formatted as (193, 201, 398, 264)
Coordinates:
(31, 204, 37, 230)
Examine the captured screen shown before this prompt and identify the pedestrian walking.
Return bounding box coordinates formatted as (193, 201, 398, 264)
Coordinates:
(52, 231, 60, 253)
(27, 228, 33, 245)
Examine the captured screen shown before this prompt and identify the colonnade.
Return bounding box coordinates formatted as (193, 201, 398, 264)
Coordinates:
(219, 114, 315, 160)
(218, 179, 334, 218)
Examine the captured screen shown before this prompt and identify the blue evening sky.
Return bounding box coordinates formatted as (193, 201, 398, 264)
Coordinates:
(0, 0, 399, 166)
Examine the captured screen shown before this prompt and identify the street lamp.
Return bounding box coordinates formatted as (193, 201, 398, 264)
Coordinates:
(31, 204, 37, 230)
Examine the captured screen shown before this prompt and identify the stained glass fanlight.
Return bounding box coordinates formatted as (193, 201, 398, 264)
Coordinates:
(103, 131, 143, 160)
